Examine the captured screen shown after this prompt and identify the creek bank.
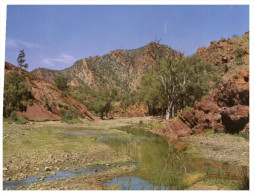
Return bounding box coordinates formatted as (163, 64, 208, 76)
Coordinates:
(182, 133, 249, 166)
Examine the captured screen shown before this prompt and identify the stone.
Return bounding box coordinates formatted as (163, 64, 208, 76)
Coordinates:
(44, 167, 51, 171)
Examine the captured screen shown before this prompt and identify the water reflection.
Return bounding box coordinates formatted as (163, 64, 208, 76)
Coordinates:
(102, 125, 244, 190)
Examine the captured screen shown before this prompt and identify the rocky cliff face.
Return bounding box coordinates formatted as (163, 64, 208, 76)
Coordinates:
(5, 62, 99, 121)
(32, 42, 175, 92)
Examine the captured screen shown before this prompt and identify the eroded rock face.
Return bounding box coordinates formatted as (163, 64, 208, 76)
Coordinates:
(5, 62, 99, 121)
(153, 70, 249, 140)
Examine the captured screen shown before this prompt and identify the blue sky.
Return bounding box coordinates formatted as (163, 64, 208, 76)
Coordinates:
(5, 5, 249, 71)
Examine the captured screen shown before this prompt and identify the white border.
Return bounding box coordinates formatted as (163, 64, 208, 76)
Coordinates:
(0, 1, 253, 195)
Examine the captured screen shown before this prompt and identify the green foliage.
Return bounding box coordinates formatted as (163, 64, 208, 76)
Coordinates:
(138, 73, 167, 116)
(54, 75, 69, 91)
(9, 111, 18, 122)
(17, 49, 28, 70)
(85, 88, 118, 119)
(119, 91, 138, 110)
(138, 52, 221, 119)
(233, 132, 249, 141)
(17, 117, 29, 124)
(3, 72, 34, 118)
(204, 128, 215, 135)
(234, 48, 245, 65)
(61, 110, 82, 124)
(234, 48, 244, 59)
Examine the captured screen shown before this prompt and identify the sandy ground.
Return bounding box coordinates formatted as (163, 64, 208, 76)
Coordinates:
(182, 133, 249, 166)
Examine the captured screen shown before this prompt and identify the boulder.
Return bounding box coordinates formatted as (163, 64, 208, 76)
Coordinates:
(219, 105, 249, 133)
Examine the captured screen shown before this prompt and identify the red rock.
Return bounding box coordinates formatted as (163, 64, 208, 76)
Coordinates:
(156, 69, 249, 140)
(219, 105, 249, 133)
(5, 62, 99, 121)
(152, 118, 192, 141)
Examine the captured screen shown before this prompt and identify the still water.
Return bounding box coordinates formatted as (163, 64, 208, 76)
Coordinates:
(102, 125, 243, 190)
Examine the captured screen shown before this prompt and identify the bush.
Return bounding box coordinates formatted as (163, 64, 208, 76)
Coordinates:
(61, 110, 82, 124)
(17, 117, 29, 124)
(10, 112, 18, 122)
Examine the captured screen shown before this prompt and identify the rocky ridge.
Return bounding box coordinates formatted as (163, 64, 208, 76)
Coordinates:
(32, 42, 175, 91)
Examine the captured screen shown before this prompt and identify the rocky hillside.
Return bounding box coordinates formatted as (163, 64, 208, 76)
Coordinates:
(32, 42, 175, 91)
(4, 62, 99, 121)
(152, 31, 249, 141)
(197, 31, 249, 80)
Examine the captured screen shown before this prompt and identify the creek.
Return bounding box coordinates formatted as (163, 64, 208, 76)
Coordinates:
(102, 125, 243, 190)
(3, 123, 243, 190)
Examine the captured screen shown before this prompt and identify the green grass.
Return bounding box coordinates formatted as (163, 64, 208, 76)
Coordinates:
(185, 147, 203, 159)
(203, 178, 239, 190)
(204, 128, 215, 135)
(3, 116, 29, 124)
(233, 132, 249, 141)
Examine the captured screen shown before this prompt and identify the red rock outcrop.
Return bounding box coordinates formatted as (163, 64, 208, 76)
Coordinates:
(152, 118, 192, 141)
(197, 32, 249, 67)
(153, 70, 249, 140)
(4, 62, 99, 121)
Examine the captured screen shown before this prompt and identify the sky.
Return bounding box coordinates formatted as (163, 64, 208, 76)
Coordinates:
(5, 5, 249, 71)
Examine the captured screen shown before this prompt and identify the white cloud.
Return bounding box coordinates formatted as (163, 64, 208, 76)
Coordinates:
(42, 54, 76, 66)
(6, 38, 41, 49)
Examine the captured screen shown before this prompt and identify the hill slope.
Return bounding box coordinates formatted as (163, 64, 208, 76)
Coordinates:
(32, 42, 176, 91)
(4, 62, 99, 121)
(152, 32, 249, 140)
(197, 31, 249, 80)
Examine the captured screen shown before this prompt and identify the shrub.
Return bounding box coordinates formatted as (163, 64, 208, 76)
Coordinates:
(17, 117, 29, 124)
(10, 112, 18, 122)
(61, 110, 82, 124)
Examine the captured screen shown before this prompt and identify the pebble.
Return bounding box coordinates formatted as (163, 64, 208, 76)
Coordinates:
(3, 167, 8, 171)
(44, 167, 51, 171)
